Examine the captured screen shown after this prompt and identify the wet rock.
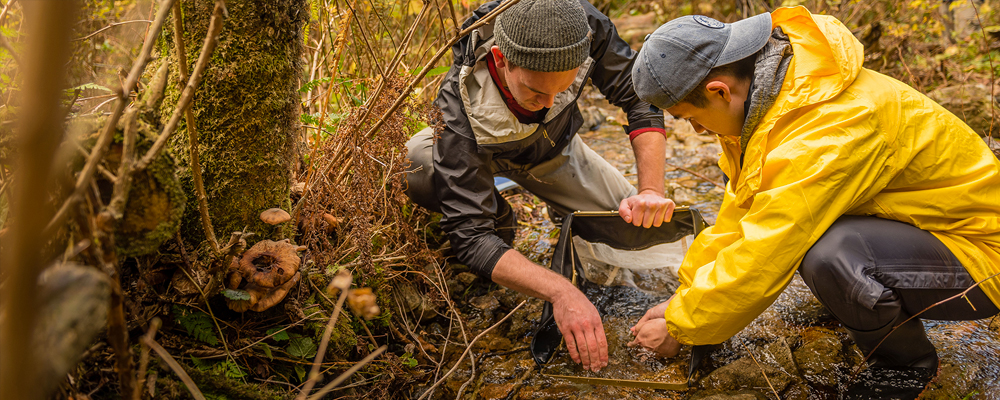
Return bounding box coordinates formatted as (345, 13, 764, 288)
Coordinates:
(397, 282, 438, 321)
(700, 339, 797, 393)
(470, 294, 500, 312)
(672, 186, 697, 206)
(446, 278, 464, 298)
(508, 301, 542, 340)
(781, 381, 811, 400)
(792, 328, 844, 388)
(457, 271, 478, 286)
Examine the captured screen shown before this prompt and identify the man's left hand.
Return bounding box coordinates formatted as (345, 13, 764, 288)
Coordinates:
(619, 191, 675, 228)
(627, 318, 681, 357)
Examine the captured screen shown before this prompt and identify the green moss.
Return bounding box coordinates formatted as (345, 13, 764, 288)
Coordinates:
(162, 0, 306, 244)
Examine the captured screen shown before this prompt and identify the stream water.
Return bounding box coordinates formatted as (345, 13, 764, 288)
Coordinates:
(434, 96, 1000, 399)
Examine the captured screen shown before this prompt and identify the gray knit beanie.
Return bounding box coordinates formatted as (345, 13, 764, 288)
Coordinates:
(494, 0, 592, 72)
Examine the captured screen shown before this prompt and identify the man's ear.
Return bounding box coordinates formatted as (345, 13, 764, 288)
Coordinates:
(705, 80, 733, 103)
(491, 46, 507, 69)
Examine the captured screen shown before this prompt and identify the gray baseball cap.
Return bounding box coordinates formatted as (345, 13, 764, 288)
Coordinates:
(632, 13, 772, 110)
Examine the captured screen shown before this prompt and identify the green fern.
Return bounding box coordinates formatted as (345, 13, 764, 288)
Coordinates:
(172, 306, 220, 346)
(214, 359, 246, 379)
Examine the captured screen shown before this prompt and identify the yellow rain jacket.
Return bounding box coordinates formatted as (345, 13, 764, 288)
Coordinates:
(665, 6, 1000, 345)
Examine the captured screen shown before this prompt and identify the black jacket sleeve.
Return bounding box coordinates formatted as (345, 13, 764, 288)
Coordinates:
(433, 61, 512, 281)
(581, 0, 665, 134)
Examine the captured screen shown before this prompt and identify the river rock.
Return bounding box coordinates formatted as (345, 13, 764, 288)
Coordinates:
(701, 339, 797, 393)
(792, 328, 844, 388)
(470, 294, 500, 313)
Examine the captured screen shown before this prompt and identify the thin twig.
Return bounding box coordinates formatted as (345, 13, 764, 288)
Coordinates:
(75, 20, 153, 42)
(296, 274, 352, 400)
(144, 337, 208, 400)
(356, 1, 429, 125)
(304, 346, 387, 400)
(739, 341, 779, 399)
(340, 0, 385, 80)
(852, 271, 1000, 380)
(417, 300, 527, 400)
(135, 0, 227, 171)
(664, 160, 724, 189)
(134, 318, 162, 400)
(363, 0, 522, 139)
(172, 0, 219, 251)
(43, 0, 176, 237)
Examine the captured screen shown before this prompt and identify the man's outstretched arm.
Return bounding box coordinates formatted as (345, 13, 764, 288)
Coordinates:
(491, 249, 608, 372)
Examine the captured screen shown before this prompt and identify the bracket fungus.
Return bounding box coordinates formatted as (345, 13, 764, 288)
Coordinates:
(224, 239, 306, 312)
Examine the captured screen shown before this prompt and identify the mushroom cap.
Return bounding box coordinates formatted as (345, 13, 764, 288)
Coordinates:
(249, 272, 301, 312)
(240, 239, 301, 289)
(260, 208, 291, 225)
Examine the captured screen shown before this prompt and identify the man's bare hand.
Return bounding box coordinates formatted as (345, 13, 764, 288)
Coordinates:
(627, 318, 680, 357)
(552, 290, 608, 372)
(618, 190, 675, 228)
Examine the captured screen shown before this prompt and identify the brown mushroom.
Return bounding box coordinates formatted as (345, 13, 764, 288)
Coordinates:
(241, 239, 300, 288)
(347, 287, 380, 320)
(250, 272, 301, 312)
(260, 208, 291, 225)
(322, 213, 341, 230)
(224, 239, 304, 312)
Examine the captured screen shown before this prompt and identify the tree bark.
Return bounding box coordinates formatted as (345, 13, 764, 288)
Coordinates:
(165, 0, 306, 244)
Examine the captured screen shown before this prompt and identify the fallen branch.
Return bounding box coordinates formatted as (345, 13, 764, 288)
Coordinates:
(417, 300, 527, 400)
(44, 0, 177, 236)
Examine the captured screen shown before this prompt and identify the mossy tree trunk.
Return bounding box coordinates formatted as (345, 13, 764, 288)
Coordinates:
(164, 0, 306, 243)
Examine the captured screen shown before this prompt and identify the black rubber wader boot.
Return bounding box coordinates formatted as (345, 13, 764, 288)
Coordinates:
(841, 314, 939, 400)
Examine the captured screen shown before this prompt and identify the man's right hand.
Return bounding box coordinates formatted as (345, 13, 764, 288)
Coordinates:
(491, 249, 609, 372)
(552, 289, 608, 372)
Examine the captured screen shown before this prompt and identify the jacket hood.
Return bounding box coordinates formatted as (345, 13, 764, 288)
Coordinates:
(769, 6, 863, 112)
(723, 6, 865, 206)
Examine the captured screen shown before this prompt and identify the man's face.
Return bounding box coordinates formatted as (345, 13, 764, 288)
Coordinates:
(665, 80, 747, 137)
(493, 47, 579, 112)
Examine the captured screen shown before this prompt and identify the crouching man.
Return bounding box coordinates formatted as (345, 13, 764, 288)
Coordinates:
(626, 7, 1000, 397)
(405, 0, 676, 372)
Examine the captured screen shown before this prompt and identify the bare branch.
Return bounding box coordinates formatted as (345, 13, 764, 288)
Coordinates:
(172, 0, 219, 251)
(75, 20, 153, 42)
(296, 273, 353, 400)
(364, 0, 523, 139)
(44, 0, 177, 236)
(135, 0, 227, 171)
(305, 346, 388, 400)
(0, 0, 77, 398)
